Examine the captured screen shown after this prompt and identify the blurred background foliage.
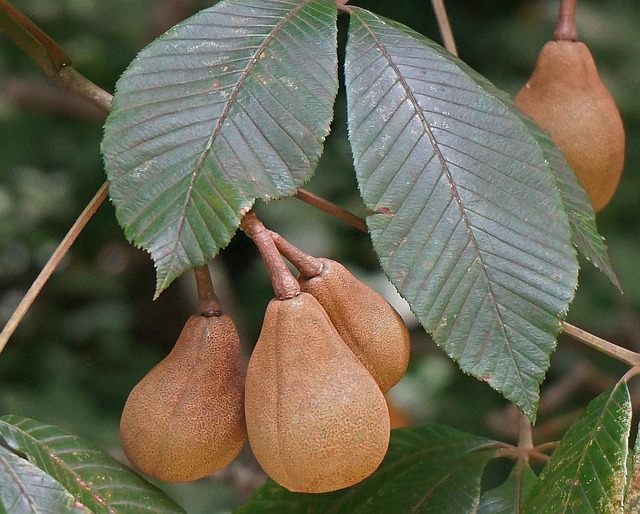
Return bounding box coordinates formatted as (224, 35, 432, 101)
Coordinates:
(0, 0, 638, 512)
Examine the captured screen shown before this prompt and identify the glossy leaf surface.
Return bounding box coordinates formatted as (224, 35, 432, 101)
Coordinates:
(345, 7, 580, 418)
(522, 382, 631, 513)
(0, 415, 185, 514)
(102, 0, 338, 295)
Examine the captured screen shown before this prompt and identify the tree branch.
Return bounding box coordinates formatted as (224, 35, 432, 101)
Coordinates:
(430, 0, 458, 56)
(0, 182, 109, 353)
(562, 322, 640, 367)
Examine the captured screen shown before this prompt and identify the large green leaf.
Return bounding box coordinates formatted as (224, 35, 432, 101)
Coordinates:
(235, 424, 501, 514)
(344, 7, 580, 418)
(102, 0, 338, 296)
(0, 445, 94, 514)
(0, 415, 185, 514)
(478, 462, 538, 514)
(522, 382, 631, 513)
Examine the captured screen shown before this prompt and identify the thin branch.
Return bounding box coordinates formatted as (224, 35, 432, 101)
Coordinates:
(430, 0, 458, 56)
(0, 182, 109, 353)
(294, 189, 368, 233)
(0, 0, 112, 112)
(562, 322, 640, 366)
(0, 0, 71, 72)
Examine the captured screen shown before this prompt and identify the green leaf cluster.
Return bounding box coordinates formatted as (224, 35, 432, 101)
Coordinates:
(1, 382, 636, 513)
(102, 0, 615, 418)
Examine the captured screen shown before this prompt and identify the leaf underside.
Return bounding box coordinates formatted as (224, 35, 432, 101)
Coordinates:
(235, 424, 500, 514)
(0, 445, 94, 514)
(344, 7, 580, 418)
(102, 0, 338, 296)
(0, 415, 185, 514)
(522, 382, 631, 513)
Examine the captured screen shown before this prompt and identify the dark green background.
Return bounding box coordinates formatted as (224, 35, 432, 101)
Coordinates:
(1, 1, 638, 511)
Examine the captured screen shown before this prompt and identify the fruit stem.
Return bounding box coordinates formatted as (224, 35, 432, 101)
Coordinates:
(269, 231, 323, 279)
(554, 0, 578, 42)
(240, 212, 300, 300)
(193, 265, 222, 317)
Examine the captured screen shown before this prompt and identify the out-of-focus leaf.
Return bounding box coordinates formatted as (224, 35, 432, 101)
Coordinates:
(478, 461, 538, 514)
(0, 415, 185, 514)
(235, 424, 501, 513)
(344, 7, 579, 419)
(0, 445, 93, 514)
(522, 382, 631, 513)
(102, 0, 338, 296)
(624, 421, 640, 513)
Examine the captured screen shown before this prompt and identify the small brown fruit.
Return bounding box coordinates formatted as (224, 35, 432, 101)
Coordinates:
(514, 40, 625, 211)
(245, 292, 390, 493)
(120, 313, 246, 482)
(299, 259, 410, 393)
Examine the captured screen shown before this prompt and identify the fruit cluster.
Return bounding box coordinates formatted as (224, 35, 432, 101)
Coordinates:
(119, 213, 411, 493)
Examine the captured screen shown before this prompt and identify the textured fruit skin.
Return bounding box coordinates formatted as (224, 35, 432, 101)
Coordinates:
(245, 293, 390, 493)
(120, 313, 246, 482)
(299, 259, 410, 393)
(514, 40, 625, 211)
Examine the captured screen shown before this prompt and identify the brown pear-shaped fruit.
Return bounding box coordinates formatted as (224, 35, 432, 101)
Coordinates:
(514, 40, 625, 211)
(244, 292, 390, 493)
(298, 259, 410, 393)
(119, 312, 246, 482)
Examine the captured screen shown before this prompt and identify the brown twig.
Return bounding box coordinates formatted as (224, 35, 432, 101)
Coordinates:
(294, 189, 368, 233)
(0, 182, 109, 353)
(430, 0, 458, 56)
(562, 322, 640, 366)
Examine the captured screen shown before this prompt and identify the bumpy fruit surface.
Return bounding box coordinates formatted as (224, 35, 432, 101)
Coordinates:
(244, 292, 390, 493)
(299, 259, 410, 393)
(514, 40, 625, 211)
(120, 313, 246, 482)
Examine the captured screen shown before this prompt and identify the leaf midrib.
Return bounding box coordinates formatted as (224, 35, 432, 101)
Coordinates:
(350, 7, 531, 409)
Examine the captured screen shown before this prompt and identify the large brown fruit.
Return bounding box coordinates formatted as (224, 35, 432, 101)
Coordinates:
(514, 40, 625, 211)
(120, 313, 246, 482)
(245, 292, 390, 493)
(299, 259, 410, 393)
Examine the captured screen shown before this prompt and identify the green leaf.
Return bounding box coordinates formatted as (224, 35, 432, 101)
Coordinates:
(522, 382, 631, 513)
(344, 7, 579, 419)
(235, 424, 501, 513)
(478, 461, 538, 514)
(102, 0, 338, 296)
(624, 421, 640, 513)
(0, 415, 185, 514)
(516, 114, 620, 290)
(0, 445, 93, 514)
